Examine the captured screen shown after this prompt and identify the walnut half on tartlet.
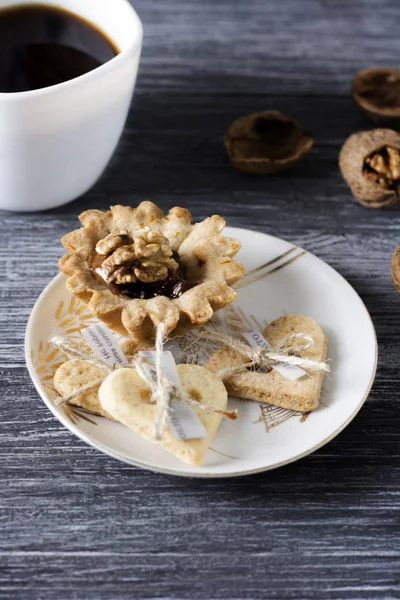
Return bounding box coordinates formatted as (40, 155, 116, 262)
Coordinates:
(58, 202, 245, 346)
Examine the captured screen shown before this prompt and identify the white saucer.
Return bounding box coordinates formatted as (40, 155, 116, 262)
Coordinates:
(25, 227, 377, 477)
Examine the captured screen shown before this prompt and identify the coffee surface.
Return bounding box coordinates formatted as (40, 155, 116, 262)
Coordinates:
(0, 4, 118, 92)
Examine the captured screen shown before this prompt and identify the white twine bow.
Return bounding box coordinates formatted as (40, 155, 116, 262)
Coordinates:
(196, 329, 330, 380)
(134, 324, 237, 440)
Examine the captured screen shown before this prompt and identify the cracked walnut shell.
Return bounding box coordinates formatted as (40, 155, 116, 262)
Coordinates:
(391, 244, 400, 294)
(58, 202, 245, 347)
(353, 67, 400, 125)
(224, 110, 313, 174)
(339, 129, 400, 208)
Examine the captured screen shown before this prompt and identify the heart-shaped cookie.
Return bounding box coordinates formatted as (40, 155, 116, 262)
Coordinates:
(206, 314, 328, 412)
(99, 365, 227, 465)
(54, 359, 111, 417)
(54, 359, 228, 465)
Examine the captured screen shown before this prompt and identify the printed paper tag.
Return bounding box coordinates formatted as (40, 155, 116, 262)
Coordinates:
(242, 328, 306, 381)
(169, 399, 208, 440)
(138, 350, 180, 389)
(138, 350, 208, 440)
(81, 324, 129, 368)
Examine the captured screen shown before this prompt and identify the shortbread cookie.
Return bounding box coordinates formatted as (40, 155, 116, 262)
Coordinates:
(99, 364, 228, 466)
(54, 359, 111, 417)
(54, 359, 228, 466)
(206, 314, 328, 412)
(58, 202, 244, 347)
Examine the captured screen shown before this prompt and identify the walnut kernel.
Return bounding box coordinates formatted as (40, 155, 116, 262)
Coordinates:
(364, 146, 400, 188)
(94, 230, 178, 285)
(339, 129, 400, 208)
(95, 232, 130, 255)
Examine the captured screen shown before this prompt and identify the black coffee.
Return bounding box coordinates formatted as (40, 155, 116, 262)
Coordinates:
(0, 4, 119, 92)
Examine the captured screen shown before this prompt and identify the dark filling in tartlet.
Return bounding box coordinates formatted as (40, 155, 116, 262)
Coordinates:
(90, 252, 198, 300)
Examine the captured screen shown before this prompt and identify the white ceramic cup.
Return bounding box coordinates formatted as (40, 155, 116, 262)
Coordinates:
(0, 0, 143, 212)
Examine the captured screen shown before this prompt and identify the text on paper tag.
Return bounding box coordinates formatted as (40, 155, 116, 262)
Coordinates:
(81, 323, 129, 368)
(242, 328, 306, 381)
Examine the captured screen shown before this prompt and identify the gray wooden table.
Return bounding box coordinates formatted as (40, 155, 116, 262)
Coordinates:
(1, 0, 399, 598)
